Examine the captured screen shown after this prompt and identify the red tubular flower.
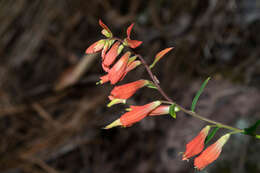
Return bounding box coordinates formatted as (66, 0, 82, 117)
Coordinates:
(104, 101, 161, 129)
(194, 134, 231, 170)
(107, 80, 149, 107)
(101, 40, 115, 61)
(103, 41, 122, 69)
(85, 40, 105, 54)
(124, 23, 142, 48)
(182, 126, 211, 161)
(108, 51, 130, 84)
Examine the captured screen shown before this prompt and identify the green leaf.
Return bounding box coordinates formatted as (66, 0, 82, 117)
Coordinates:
(243, 120, 260, 136)
(191, 77, 211, 112)
(205, 127, 219, 144)
(169, 104, 176, 118)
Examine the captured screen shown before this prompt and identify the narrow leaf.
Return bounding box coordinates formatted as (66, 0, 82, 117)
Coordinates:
(191, 77, 211, 112)
(205, 127, 219, 144)
(169, 104, 176, 118)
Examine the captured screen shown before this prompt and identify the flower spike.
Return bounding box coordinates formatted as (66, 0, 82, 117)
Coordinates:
(149, 47, 174, 69)
(182, 126, 211, 161)
(194, 134, 231, 170)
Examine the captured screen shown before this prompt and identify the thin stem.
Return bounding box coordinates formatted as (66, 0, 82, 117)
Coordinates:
(137, 55, 243, 133)
(113, 36, 244, 133)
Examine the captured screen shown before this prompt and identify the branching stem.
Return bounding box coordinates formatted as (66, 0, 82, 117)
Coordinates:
(114, 37, 244, 133)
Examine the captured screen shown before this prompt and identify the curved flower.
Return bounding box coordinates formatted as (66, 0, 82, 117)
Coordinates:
(124, 23, 142, 49)
(107, 80, 149, 107)
(104, 101, 161, 129)
(182, 126, 211, 161)
(85, 40, 105, 54)
(108, 51, 130, 84)
(194, 134, 230, 170)
(102, 41, 123, 70)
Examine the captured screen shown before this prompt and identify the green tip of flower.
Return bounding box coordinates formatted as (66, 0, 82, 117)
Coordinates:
(125, 108, 132, 111)
(96, 81, 101, 85)
(103, 119, 122, 129)
(107, 99, 126, 107)
(101, 29, 112, 38)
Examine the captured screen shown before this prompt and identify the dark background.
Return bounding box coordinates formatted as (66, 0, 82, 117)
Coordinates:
(0, 0, 260, 173)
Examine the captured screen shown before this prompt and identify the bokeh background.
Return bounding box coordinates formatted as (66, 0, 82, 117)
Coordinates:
(1, 0, 260, 173)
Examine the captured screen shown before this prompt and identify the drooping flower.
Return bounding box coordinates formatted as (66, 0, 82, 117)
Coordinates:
(102, 41, 123, 70)
(124, 23, 142, 49)
(107, 80, 150, 107)
(99, 19, 113, 38)
(85, 39, 106, 54)
(104, 101, 161, 129)
(108, 51, 130, 84)
(182, 126, 211, 161)
(194, 134, 231, 170)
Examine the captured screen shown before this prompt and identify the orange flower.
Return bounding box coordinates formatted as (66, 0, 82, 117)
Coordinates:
(102, 41, 123, 70)
(194, 134, 230, 170)
(97, 58, 141, 85)
(150, 47, 174, 68)
(182, 126, 211, 161)
(104, 101, 161, 129)
(124, 23, 142, 49)
(85, 40, 105, 54)
(108, 51, 130, 84)
(107, 80, 149, 107)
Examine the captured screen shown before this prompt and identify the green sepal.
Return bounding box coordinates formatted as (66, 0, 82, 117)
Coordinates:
(146, 81, 157, 89)
(169, 104, 177, 118)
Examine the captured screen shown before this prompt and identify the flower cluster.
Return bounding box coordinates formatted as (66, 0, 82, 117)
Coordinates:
(86, 20, 173, 128)
(85, 19, 234, 171)
(182, 126, 231, 170)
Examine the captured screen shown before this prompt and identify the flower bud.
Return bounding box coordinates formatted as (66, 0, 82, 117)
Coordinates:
(194, 134, 230, 170)
(182, 126, 211, 161)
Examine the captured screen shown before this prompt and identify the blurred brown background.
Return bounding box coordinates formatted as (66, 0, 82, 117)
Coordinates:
(0, 0, 260, 173)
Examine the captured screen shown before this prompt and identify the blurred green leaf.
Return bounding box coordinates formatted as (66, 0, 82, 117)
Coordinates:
(243, 120, 260, 136)
(191, 77, 211, 112)
(169, 104, 176, 118)
(205, 127, 219, 144)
